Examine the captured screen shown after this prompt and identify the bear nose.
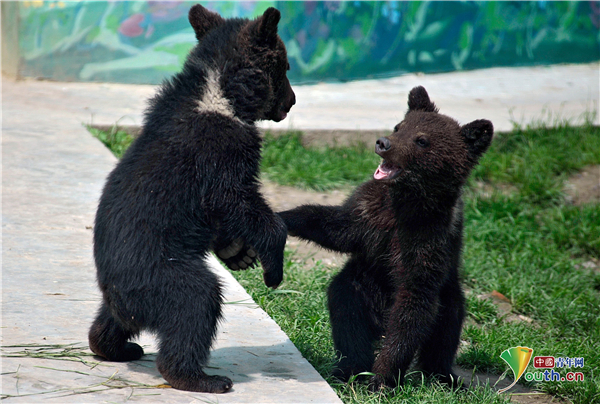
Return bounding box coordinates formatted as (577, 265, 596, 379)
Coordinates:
(376, 137, 391, 153)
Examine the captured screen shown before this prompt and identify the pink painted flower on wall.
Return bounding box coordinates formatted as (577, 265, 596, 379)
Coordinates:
(119, 14, 145, 37)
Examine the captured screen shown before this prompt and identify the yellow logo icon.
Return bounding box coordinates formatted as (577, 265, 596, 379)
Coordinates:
(498, 346, 533, 393)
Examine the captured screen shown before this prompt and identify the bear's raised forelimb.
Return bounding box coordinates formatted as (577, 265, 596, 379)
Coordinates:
(279, 205, 364, 254)
(218, 199, 287, 288)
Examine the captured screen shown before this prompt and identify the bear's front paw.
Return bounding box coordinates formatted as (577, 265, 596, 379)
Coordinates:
(263, 268, 283, 289)
(216, 238, 259, 270)
(368, 374, 389, 392)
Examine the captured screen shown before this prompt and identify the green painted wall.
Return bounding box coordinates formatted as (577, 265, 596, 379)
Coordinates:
(11, 1, 600, 84)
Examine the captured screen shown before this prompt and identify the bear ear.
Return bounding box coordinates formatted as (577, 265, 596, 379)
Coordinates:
(407, 86, 438, 113)
(188, 4, 225, 41)
(244, 7, 280, 46)
(461, 119, 494, 158)
(257, 7, 281, 39)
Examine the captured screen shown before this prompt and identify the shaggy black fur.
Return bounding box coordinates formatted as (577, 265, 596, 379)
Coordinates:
(279, 87, 493, 390)
(89, 5, 295, 393)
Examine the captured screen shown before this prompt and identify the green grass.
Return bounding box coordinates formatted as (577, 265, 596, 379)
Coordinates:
(88, 122, 600, 403)
(87, 125, 134, 159)
(471, 122, 600, 203)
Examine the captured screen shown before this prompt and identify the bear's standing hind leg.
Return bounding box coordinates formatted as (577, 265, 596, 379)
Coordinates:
(154, 263, 232, 393)
(89, 302, 144, 362)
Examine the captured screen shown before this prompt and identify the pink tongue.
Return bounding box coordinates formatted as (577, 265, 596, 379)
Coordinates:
(374, 164, 389, 180)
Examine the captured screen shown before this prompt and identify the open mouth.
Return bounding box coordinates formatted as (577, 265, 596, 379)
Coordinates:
(374, 160, 401, 180)
(271, 107, 289, 122)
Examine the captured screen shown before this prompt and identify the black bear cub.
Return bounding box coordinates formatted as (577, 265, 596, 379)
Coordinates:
(89, 5, 295, 393)
(280, 87, 493, 390)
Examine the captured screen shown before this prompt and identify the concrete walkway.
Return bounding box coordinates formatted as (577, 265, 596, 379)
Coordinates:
(1, 63, 598, 403)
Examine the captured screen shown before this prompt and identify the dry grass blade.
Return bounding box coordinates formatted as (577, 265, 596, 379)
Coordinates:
(2, 366, 170, 400)
(1, 343, 100, 367)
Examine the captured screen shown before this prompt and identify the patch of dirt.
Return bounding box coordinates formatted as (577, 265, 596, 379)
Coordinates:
(261, 181, 349, 212)
(476, 290, 534, 324)
(471, 180, 518, 198)
(565, 164, 600, 205)
(261, 180, 350, 266)
(574, 258, 599, 273)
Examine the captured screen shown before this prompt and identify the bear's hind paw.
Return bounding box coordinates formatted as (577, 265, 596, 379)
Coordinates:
(167, 374, 233, 393)
(90, 341, 144, 362)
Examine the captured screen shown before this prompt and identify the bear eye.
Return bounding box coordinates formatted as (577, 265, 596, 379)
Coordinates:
(415, 137, 429, 148)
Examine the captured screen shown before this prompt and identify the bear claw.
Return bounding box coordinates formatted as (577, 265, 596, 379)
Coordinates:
(164, 374, 233, 393)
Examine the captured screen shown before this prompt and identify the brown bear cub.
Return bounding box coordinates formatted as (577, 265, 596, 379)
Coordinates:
(279, 87, 493, 390)
(89, 5, 295, 393)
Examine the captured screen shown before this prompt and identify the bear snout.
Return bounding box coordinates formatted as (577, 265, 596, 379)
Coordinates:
(272, 81, 295, 122)
(284, 82, 296, 112)
(376, 137, 391, 154)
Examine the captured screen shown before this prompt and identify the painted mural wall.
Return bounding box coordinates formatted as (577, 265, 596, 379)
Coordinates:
(16, 1, 600, 84)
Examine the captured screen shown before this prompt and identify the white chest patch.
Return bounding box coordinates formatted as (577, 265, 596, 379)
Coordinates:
(196, 69, 236, 118)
